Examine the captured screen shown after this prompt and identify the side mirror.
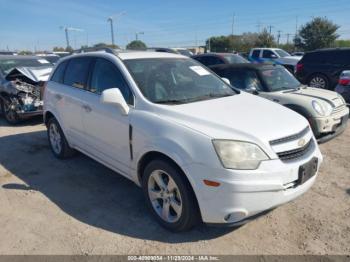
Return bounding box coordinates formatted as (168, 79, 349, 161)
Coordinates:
(222, 77, 231, 85)
(100, 88, 129, 115)
(270, 54, 278, 59)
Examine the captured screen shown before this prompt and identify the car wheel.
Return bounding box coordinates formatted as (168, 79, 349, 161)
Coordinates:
(142, 159, 200, 232)
(1, 98, 20, 125)
(47, 118, 75, 159)
(309, 74, 329, 89)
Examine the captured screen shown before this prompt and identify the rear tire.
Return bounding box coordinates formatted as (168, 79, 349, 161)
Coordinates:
(142, 159, 200, 232)
(308, 74, 329, 89)
(47, 117, 75, 159)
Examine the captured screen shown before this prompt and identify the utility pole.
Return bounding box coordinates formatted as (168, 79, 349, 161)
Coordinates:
(135, 32, 144, 41)
(107, 11, 126, 46)
(268, 25, 274, 34)
(256, 20, 262, 33)
(286, 33, 291, 44)
(60, 26, 84, 48)
(277, 30, 281, 46)
(231, 13, 235, 36)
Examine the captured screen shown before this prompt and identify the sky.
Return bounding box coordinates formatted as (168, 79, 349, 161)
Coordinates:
(0, 0, 349, 51)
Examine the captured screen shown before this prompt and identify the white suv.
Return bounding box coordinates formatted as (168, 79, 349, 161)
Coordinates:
(44, 49, 323, 231)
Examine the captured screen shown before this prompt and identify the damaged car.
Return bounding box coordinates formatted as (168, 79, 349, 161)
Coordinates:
(0, 55, 53, 124)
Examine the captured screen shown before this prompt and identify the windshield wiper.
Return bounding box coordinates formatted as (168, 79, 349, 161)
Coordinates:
(185, 93, 234, 103)
(155, 99, 186, 104)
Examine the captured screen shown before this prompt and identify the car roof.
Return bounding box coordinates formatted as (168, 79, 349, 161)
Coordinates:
(0, 55, 44, 60)
(192, 53, 238, 58)
(67, 51, 187, 61)
(306, 47, 350, 54)
(210, 63, 281, 71)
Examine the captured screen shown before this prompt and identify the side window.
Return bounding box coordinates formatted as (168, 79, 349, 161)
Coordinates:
(251, 50, 260, 58)
(63, 57, 92, 89)
(90, 59, 133, 105)
(210, 56, 224, 65)
(262, 50, 276, 58)
(51, 61, 68, 83)
(197, 56, 211, 66)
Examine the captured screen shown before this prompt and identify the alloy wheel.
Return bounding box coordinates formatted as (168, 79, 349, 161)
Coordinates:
(148, 170, 183, 223)
(310, 76, 327, 89)
(49, 122, 62, 155)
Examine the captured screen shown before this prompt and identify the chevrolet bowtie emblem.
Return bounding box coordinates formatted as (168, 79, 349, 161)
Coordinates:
(298, 138, 306, 147)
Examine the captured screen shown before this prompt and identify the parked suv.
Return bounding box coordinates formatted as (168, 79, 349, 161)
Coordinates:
(210, 64, 349, 143)
(295, 48, 350, 90)
(44, 49, 323, 231)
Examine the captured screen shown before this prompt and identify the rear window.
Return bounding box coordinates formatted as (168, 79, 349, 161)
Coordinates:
(51, 61, 68, 83)
(223, 54, 249, 64)
(63, 57, 93, 89)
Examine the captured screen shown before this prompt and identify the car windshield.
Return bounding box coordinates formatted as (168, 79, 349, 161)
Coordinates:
(176, 49, 193, 57)
(261, 67, 301, 91)
(223, 54, 249, 64)
(0, 58, 51, 75)
(124, 58, 237, 104)
(41, 56, 60, 64)
(274, 49, 290, 58)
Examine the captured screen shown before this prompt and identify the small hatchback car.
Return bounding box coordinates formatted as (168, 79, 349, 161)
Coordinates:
(44, 49, 323, 231)
(210, 64, 349, 143)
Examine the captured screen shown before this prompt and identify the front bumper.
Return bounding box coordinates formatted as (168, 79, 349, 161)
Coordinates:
(311, 107, 349, 143)
(18, 109, 43, 119)
(183, 143, 323, 225)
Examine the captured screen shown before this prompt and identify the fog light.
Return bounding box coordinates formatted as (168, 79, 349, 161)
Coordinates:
(224, 211, 247, 222)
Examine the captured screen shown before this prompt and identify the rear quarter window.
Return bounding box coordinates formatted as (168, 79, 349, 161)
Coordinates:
(51, 61, 68, 83)
(63, 57, 93, 89)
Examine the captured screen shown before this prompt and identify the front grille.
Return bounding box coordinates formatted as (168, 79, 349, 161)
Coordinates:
(277, 139, 314, 161)
(332, 104, 346, 115)
(270, 127, 310, 146)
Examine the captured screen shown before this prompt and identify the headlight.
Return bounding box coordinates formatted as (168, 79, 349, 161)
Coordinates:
(212, 140, 269, 170)
(312, 100, 333, 116)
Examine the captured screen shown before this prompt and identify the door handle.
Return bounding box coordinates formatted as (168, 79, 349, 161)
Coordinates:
(54, 94, 62, 100)
(82, 104, 92, 113)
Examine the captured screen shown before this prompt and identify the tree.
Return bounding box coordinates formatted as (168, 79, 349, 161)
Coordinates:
(93, 42, 119, 49)
(255, 29, 276, 47)
(53, 47, 65, 52)
(295, 17, 339, 51)
(65, 46, 74, 52)
(206, 36, 232, 52)
(335, 39, 350, 48)
(126, 40, 147, 50)
(18, 50, 33, 55)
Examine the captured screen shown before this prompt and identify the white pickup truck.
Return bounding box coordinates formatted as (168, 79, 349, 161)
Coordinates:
(249, 48, 302, 73)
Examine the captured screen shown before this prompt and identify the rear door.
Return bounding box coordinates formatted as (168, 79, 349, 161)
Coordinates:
(58, 57, 93, 147)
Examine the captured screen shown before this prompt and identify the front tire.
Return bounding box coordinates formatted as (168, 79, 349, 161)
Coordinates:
(142, 159, 200, 232)
(47, 118, 75, 159)
(1, 98, 20, 125)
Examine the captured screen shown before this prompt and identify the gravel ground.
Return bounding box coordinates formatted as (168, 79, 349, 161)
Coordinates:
(0, 117, 349, 255)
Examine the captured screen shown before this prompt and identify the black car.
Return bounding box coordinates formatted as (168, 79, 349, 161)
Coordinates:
(192, 53, 249, 67)
(295, 48, 350, 90)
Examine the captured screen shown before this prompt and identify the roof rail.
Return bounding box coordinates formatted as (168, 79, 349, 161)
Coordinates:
(73, 47, 119, 55)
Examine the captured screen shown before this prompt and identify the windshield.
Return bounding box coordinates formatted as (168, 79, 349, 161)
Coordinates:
(223, 54, 249, 64)
(261, 67, 301, 91)
(176, 49, 193, 57)
(0, 58, 51, 75)
(41, 56, 60, 64)
(124, 58, 237, 104)
(274, 49, 290, 58)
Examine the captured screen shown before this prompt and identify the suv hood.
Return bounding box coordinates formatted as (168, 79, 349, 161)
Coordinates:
(154, 92, 308, 145)
(5, 66, 53, 83)
(277, 87, 344, 107)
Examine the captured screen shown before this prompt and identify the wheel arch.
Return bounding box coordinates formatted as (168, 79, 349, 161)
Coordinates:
(136, 150, 202, 220)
